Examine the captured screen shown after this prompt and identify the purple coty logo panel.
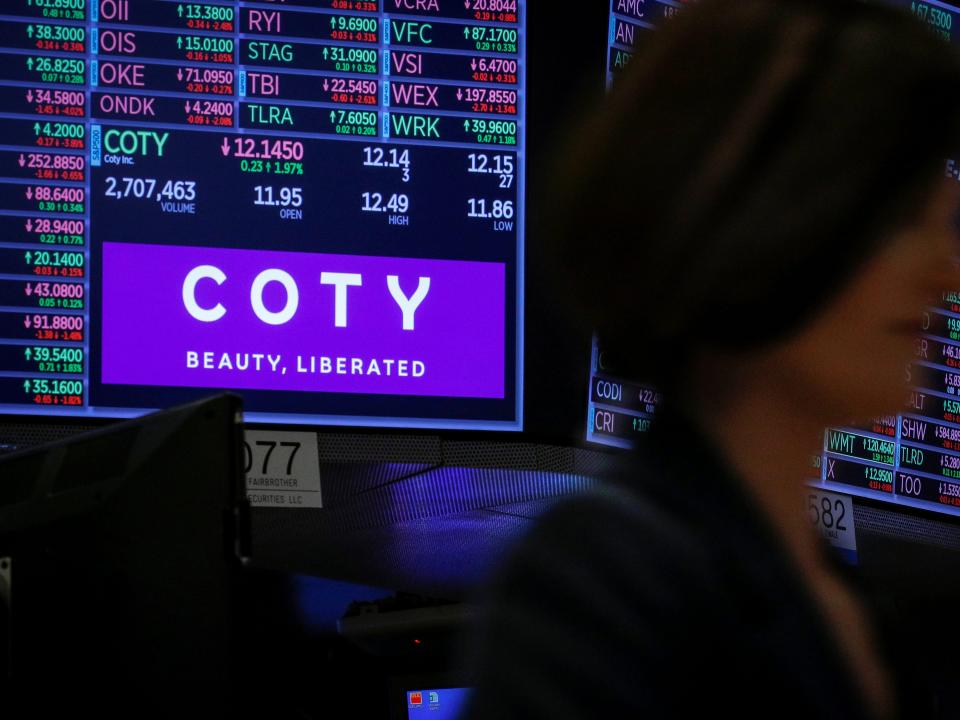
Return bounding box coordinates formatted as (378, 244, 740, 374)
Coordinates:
(101, 242, 506, 398)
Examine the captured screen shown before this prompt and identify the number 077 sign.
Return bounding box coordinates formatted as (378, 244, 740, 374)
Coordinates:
(243, 430, 323, 508)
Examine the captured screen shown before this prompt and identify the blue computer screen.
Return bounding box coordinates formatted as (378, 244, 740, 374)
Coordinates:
(407, 687, 471, 719)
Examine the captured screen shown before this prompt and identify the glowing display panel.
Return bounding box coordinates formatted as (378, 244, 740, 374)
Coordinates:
(0, 0, 525, 430)
(407, 687, 471, 719)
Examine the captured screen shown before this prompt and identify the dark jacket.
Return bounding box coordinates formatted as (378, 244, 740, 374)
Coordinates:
(463, 413, 936, 719)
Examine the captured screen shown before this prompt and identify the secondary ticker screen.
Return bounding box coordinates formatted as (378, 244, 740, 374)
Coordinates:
(606, 0, 681, 87)
(588, 0, 677, 448)
(0, 0, 525, 430)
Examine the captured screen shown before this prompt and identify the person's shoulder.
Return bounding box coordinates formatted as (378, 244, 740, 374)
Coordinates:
(487, 467, 718, 612)
(520, 481, 703, 560)
(462, 464, 724, 718)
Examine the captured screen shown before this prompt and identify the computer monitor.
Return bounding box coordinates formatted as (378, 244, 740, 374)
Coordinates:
(406, 687, 472, 719)
(390, 672, 474, 720)
(0, 1, 526, 431)
(0, 393, 247, 716)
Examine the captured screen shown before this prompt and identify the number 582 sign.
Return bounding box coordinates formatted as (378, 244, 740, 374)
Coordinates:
(807, 489, 857, 561)
(243, 430, 323, 508)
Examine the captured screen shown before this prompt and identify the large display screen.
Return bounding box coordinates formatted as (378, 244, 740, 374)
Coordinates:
(0, 0, 525, 430)
(591, 0, 960, 519)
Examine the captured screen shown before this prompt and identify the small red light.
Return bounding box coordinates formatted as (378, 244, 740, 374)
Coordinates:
(413, 638, 422, 645)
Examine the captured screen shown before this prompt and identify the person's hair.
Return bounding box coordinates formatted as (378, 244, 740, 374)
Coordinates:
(549, 0, 960, 388)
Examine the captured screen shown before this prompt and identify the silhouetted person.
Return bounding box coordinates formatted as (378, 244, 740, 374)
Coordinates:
(464, 1, 960, 717)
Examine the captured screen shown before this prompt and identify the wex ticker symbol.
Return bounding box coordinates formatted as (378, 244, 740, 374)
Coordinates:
(181, 266, 431, 329)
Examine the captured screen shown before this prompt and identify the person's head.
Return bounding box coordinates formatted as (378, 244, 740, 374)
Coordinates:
(552, 0, 960, 425)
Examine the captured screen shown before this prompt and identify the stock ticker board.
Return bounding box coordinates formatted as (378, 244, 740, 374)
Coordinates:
(589, 0, 960, 519)
(587, 0, 677, 448)
(0, 0, 525, 430)
(605, 0, 679, 87)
